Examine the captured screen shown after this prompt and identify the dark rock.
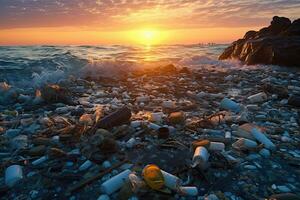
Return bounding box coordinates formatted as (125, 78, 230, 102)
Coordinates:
(268, 193, 300, 200)
(219, 16, 300, 67)
(283, 19, 300, 36)
(179, 67, 191, 74)
(41, 84, 75, 105)
(100, 138, 118, 154)
(159, 64, 177, 73)
(262, 83, 289, 99)
(288, 96, 300, 107)
(96, 106, 132, 129)
(269, 16, 291, 35)
(244, 30, 257, 40)
(157, 127, 169, 139)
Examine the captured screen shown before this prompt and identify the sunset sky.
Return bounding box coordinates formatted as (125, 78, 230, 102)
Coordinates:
(0, 0, 299, 45)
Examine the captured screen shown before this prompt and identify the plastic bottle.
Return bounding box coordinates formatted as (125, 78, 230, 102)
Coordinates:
(192, 146, 209, 169)
(161, 170, 182, 190)
(100, 169, 131, 194)
(220, 98, 241, 113)
(251, 128, 276, 150)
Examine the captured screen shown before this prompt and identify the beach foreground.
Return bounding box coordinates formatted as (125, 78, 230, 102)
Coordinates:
(0, 63, 300, 200)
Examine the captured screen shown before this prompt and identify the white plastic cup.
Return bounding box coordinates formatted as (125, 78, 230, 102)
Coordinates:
(100, 169, 131, 194)
(251, 128, 276, 150)
(5, 165, 23, 187)
(179, 186, 198, 196)
(220, 98, 241, 113)
(209, 142, 225, 151)
(192, 146, 209, 169)
(79, 160, 93, 171)
(160, 170, 182, 190)
(247, 92, 267, 103)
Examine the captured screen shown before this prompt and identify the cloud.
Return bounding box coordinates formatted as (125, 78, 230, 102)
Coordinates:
(0, 0, 299, 30)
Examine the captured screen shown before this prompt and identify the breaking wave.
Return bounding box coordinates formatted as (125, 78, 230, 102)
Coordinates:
(0, 44, 264, 89)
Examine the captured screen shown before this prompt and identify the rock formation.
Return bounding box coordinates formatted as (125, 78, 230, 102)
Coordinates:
(219, 16, 300, 67)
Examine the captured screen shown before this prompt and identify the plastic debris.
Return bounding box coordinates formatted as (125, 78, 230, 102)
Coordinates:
(220, 98, 241, 113)
(142, 164, 165, 190)
(247, 92, 268, 103)
(192, 146, 209, 169)
(5, 165, 23, 187)
(100, 169, 132, 195)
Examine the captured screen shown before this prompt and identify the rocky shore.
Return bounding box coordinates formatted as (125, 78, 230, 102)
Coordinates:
(0, 64, 300, 200)
(219, 16, 300, 67)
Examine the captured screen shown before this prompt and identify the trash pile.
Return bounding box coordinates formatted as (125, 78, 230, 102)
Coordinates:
(0, 65, 300, 200)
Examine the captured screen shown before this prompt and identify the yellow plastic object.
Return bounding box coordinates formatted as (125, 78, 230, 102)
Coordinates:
(142, 164, 165, 190)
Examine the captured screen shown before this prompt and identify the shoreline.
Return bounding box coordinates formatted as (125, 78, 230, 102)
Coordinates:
(1, 64, 300, 199)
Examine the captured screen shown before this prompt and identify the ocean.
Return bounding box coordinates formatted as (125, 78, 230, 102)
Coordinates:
(0, 44, 237, 87)
(1, 44, 295, 90)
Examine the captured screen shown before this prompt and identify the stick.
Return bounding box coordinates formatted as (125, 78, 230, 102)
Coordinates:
(66, 159, 128, 195)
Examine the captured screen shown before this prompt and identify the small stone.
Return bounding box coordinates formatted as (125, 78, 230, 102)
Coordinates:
(205, 194, 219, 200)
(102, 161, 112, 169)
(168, 112, 185, 124)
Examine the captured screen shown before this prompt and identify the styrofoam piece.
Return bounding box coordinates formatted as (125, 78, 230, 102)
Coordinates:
(225, 131, 231, 139)
(5, 165, 23, 187)
(179, 186, 198, 196)
(32, 156, 48, 166)
(251, 128, 276, 150)
(220, 98, 241, 113)
(209, 142, 225, 151)
(79, 160, 93, 171)
(100, 169, 131, 194)
(247, 92, 267, 103)
(161, 170, 182, 190)
(192, 146, 209, 169)
(148, 122, 161, 130)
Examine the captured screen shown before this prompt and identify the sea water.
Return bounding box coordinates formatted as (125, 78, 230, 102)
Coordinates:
(0, 44, 287, 89)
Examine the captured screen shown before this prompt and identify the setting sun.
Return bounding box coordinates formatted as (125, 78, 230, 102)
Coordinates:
(134, 29, 164, 45)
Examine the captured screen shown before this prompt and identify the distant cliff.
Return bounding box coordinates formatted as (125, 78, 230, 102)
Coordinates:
(219, 16, 300, 67)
